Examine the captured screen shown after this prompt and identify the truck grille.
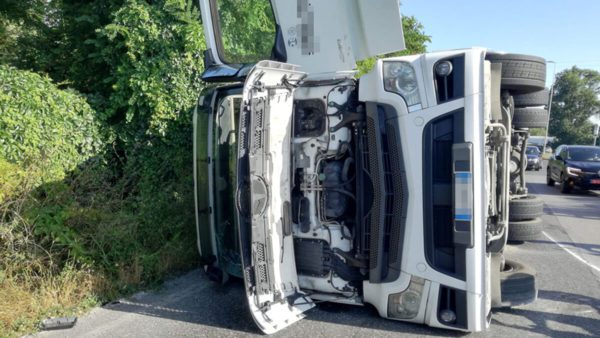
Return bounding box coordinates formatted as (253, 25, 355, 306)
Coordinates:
(361, 105, 408, 283)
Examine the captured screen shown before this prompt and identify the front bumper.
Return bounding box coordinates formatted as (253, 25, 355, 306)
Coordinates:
(569, 174, 600, 190)
(526, 159, 541, 169)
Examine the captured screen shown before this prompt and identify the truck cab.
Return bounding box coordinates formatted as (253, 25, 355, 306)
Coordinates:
(194, 0, 544, 333)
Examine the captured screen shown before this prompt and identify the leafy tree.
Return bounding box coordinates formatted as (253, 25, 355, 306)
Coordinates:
(529, 128, 546, 137)
(357, 15, 431, 75)
(216, 0, 275, 63)
(397, 15, 431, 56)
(94, 0, 205, 139)
(0, 0, 50, 65)
(549, 67, 600, 145)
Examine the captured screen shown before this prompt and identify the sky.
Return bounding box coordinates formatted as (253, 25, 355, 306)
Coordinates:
(400, 0, 600, 86)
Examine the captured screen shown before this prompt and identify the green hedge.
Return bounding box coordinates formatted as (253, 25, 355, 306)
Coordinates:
(0, 66, 101, 180)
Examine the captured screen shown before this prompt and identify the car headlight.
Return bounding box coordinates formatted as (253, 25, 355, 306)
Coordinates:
(383, 61, 421, 109)
(566, 167, 583, 176)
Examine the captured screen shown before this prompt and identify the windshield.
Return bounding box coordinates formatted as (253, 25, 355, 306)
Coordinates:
(568, 147, 600, 162)
(214, 0, 276, 64)
(526, 147, 540, 155)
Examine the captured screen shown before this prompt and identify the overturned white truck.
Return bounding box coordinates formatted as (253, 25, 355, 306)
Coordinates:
(193, 0, 547, 333)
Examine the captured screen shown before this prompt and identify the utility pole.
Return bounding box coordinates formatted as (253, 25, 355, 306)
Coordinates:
(542, 61, 556, 155)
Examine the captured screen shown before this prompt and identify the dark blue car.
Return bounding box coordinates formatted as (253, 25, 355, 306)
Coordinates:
(547, 145, 600, 193)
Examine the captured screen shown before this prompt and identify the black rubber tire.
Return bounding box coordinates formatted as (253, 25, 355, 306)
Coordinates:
(513, 107, 549, 128)
(498, 259, 537, 308)
(509, 195, 543, 221)
(486, 53, 546, 94)
(560, 174, 571, 193)
(546, 169, 555, 186)
(513, 88, 550, 107)
(508, 217, 543, 241)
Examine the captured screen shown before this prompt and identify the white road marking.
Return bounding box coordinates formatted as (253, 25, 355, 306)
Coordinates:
(543, 231, 600, 274)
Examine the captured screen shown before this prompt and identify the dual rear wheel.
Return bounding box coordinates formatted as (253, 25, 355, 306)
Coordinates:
(508, 195, 544, 241)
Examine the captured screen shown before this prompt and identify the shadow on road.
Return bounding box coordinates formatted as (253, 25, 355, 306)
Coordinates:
(492, 290, 600, 337)
(527, 182, 600, 198)
(99, 270, 468, 336)
(527, 239, 600, 257)
(102, 272, 262, 335)
(98, 269, 600, 337)
(525, 182, 600, 221)
(300, 302, 466, 337)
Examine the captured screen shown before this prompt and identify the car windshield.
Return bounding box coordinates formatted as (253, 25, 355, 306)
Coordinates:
(568, 147, 600, 162)
(526, 147, 540, 155)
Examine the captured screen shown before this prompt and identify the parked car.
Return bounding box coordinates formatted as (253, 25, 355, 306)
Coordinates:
(193, 0, 545, 334)
(526, 146, 542, 170)
(547, 145, 600, 193)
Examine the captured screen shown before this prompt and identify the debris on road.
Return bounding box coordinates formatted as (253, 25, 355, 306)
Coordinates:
(39, 317, 77, 331)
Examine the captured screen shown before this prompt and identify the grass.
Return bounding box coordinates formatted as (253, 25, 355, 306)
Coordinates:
(0, 265, 103, 337)
(0, 157, 198, 337)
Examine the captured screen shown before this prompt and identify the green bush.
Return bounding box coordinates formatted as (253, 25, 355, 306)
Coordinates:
(95, 0, 205, 139)
(1, 3, 203, 334)
(0, 66, 102, 181)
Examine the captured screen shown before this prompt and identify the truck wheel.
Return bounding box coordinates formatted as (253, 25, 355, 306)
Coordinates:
(560, 174, 572, 193)
(513, 107, 549, 128)
(513, 88, 550, 107)
(546, 169, 555, 185)
(496, 259, 537, 308)
(509, 195, 543, 221)
(485, 53, 547, 94)
(508, 217, 543, 241)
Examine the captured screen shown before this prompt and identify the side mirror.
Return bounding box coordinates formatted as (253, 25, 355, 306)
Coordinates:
(555, 155, 563, 161)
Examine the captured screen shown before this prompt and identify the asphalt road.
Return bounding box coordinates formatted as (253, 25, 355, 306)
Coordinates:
(37, 167, 600, 338)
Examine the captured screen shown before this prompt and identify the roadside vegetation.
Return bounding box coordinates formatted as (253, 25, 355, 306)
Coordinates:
(0, 1, 433, 336)
(548, 67, 600, 146)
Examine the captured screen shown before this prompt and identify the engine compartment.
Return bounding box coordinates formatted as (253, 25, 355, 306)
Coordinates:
(290, 81, 367, 302)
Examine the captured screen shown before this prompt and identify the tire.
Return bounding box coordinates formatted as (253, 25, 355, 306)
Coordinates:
(508, 217, 543, 241)
(497, 259, 537, 308)
(513, 107, 549, 128)
(513, 88, 550, 107)
(546, 169, 555, 186)
(509, 195, 543, 221)
(560, 174, 571, 193)
(485, 53, 547, 94)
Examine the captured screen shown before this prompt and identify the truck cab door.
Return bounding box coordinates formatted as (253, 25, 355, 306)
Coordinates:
(198, 0, 405, 79)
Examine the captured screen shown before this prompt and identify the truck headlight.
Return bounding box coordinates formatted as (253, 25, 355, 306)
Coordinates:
(388, 276, 425, 319)
(383, 61, 421, 108)
(566, 167, 583, 176)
